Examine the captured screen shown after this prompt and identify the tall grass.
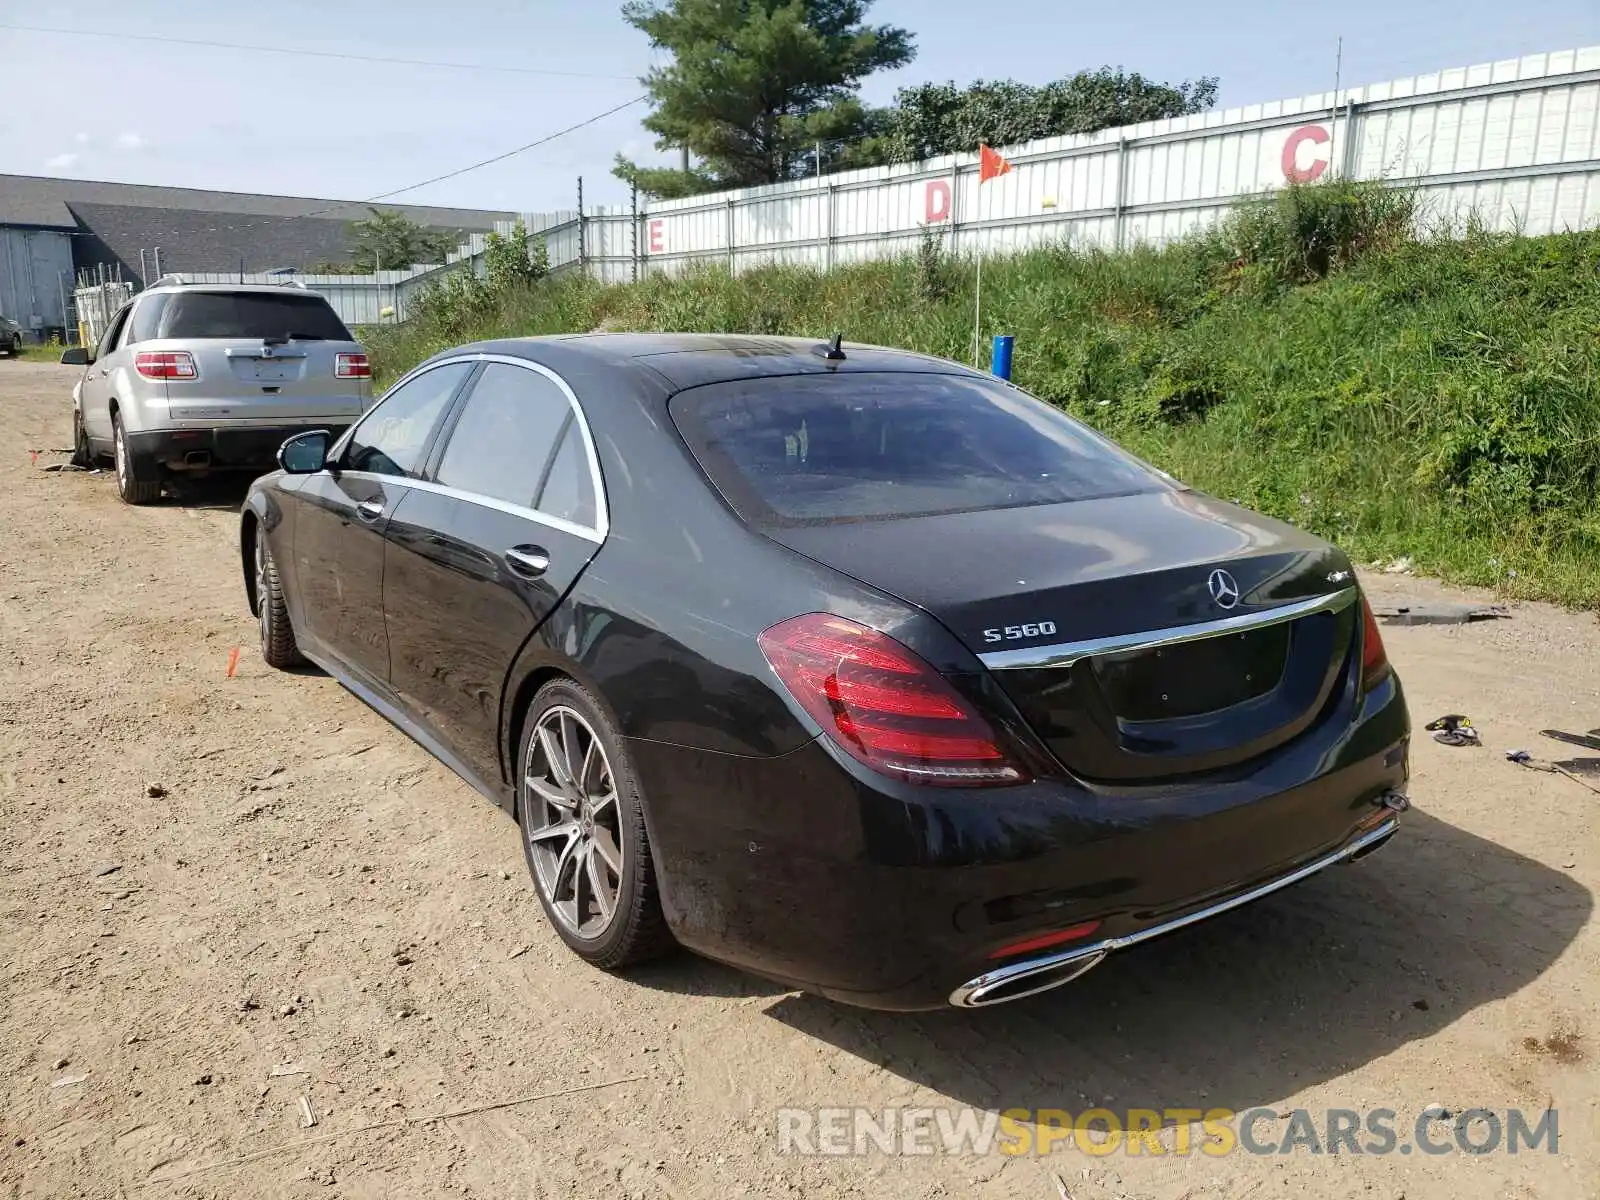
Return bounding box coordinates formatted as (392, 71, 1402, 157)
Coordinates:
(365, 180, 1600, 607)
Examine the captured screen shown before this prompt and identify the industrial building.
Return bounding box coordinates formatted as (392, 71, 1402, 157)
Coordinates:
(0, 174, 512, 342)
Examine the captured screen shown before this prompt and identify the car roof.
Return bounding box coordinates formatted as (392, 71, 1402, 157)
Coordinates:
(450, 333, 979, 391)
(140, 283, 335, 298)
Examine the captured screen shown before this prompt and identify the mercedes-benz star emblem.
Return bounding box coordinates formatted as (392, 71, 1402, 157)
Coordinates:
(1208, 568, 1241, 610)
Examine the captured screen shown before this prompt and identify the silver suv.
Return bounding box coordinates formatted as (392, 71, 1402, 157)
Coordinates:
(65, 277, 371, 504)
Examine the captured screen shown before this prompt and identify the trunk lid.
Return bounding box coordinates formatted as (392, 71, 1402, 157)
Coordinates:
(767, 489, 1360, 783)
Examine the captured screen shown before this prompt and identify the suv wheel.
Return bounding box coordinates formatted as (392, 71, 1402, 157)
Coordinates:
(112, 414, 161, 505)
(70, 408, 94, 468)
(518, 680, 675, 970)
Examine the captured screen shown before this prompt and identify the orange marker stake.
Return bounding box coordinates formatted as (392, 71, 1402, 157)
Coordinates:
(226, 646, 241, 678)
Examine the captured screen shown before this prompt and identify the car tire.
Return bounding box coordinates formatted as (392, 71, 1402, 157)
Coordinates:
(254, 526, 304, 669)
(70, 407, 94, 468)
(112, 413, 161, 505)
(517, 679, 674, 970)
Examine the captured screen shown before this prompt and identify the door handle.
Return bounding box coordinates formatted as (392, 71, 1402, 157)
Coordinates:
(356, 499, 384, 522)
(504, 546, 550, 578)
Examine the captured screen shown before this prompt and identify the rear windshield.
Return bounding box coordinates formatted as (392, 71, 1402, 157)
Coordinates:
(670, 372, 1168, 526)
(158, 292, 351, 341)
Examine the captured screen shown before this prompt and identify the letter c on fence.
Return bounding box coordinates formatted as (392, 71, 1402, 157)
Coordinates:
(925, 180, 952, 224)
(1282, 125, 1331, 183)
(648, 219, 665, 254)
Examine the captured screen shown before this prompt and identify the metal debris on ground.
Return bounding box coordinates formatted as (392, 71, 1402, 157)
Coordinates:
(1425, 714, 1481, 746)
(1506, 749, 1600, 796)
(299, 1095, 317, 1128)
(1373, 602, 1510, 626)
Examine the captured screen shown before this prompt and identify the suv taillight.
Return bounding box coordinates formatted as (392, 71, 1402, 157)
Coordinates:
(1360, 594, 1390, 690)
(758, 613, 1029, 787)
(134, 351, 197, 380)
(335, 352, 370, 379)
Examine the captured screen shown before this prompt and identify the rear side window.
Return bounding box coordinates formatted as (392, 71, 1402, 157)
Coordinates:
(157, 291, 351, 340)
(127, 294, 169, 345)
(535, 423, 597, 528)
(670, 372, 1167, 526)
(435, 363, 573, 510)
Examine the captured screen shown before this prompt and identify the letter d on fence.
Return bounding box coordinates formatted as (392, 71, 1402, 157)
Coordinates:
(925, 180, 952, 224)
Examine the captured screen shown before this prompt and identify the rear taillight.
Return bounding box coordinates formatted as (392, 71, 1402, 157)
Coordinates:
(335, 352, 370, 379)
(134, 351, 196, 380)
(1360, 594, 1390, 690)
(758, 613, 1030, 787)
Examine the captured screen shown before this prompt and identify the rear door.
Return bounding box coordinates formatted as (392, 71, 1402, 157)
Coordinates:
(145, 288, 369, 425)
(383, 359, 604, 783)
(291, 360, 475, 686)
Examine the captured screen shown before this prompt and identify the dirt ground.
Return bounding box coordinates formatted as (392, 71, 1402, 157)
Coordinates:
(0, 358, 1595, 1200)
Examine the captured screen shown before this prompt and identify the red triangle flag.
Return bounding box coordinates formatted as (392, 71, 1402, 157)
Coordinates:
(978, 144, 1012, 183)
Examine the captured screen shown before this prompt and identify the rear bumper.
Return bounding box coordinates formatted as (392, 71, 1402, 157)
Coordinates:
(630, 673, 1410, 1011)
(124, 424, 349, 477)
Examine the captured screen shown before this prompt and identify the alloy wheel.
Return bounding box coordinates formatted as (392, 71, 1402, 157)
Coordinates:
(522, 706, 624, 939)
(255, 535, 271, 649)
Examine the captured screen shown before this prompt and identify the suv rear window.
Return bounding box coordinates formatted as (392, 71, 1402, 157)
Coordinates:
(157, 291, 351, 340)
(671, 372, 1167, 526)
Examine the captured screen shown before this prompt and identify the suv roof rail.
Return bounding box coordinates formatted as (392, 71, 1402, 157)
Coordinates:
(148, 273, 189, 288)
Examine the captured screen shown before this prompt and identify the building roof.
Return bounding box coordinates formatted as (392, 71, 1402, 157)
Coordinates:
(0, 193, 76, 229)
(0, 173, 512, 230)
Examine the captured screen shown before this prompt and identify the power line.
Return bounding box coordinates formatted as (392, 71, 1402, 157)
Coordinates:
(0, 22, 639, 81)
(334, 95, 650, 208)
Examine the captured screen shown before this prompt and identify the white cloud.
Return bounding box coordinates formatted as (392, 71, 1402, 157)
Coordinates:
(73, 132, 90, 146)
(44, 153, 80, 171)
(114, 133, 145, 151)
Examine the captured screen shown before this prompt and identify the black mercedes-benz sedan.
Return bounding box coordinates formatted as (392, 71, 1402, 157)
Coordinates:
(240, 334, 1409, 1010)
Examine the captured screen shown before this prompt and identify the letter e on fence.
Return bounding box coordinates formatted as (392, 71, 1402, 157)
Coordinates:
(925, 180, 952, 224)
(648, 219, 665, 254)
(1282, 125, 1331, 184)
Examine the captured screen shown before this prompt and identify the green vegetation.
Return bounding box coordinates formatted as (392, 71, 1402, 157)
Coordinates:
(614, 0, 915, 197)
(611, 0, 1217, 196)
(366, 178, 1600, 607)
(866, 71, 1217, 165)
(312, 207, 463, 273)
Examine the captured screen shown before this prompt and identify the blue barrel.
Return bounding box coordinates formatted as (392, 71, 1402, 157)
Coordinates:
(991, 334, 1014, 380)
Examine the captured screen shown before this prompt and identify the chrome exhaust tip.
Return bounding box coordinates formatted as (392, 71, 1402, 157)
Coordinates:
(947, 817, 1401, 1010)
(949, 948, 1108, 1008)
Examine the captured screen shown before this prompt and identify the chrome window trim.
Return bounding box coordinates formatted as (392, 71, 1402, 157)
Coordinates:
(328, 352, 609, 540)
(978, 586, 1359, 671)
(336, 471, 602, 544)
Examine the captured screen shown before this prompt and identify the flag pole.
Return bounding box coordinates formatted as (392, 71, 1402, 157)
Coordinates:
(973, 156, 983, 366)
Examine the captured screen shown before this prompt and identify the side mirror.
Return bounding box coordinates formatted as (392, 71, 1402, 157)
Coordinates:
(277, 429, 331, 474)
(59, 346, 90, 366)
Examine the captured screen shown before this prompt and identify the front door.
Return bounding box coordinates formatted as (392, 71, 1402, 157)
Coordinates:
(383, 360, 604, 785)
(290, 359, 476, 686)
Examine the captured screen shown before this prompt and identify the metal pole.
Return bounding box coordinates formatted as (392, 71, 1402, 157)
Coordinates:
(57, 272, 68, 343)
(152, 246, 162, 278)
(726, 197, 735, 274)
(1113, 140, 1128, 250)
(1330, 36, 1343, 177)
(630, 183, 639, 283)
(139, 249, 148, 289)
(577, 176, 587, 277)
(824, 183, 836, 272)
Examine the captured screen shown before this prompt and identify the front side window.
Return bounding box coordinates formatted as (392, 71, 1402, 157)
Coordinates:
(434, 363, 575, 511)
(343, 361, 472, 477)
(670, 372, 1168, 527)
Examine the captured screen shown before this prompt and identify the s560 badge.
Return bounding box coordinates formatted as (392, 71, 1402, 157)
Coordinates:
(983, 621, 1058, 643)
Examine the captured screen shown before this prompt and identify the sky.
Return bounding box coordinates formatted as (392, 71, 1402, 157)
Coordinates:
(2, 1, 1594, 215)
